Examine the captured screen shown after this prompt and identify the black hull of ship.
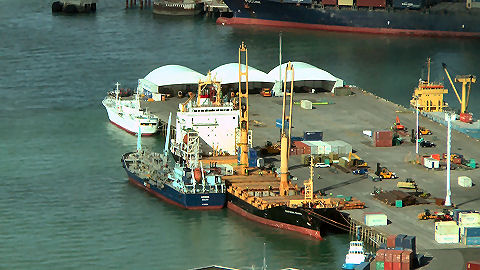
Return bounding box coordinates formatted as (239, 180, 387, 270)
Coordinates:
(227, 192, 349, 239)
(217, 0, 480, 37)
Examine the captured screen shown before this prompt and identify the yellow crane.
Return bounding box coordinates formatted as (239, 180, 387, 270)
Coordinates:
(442, 63, 476, 114)
(280, 62, 294, 196)
(238, 42, 249, 176)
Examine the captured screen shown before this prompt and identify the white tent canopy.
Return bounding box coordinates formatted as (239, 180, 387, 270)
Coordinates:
(268, 62, 338, 82)
(211, 63, 273, 84)
(144, 65, 206, 86)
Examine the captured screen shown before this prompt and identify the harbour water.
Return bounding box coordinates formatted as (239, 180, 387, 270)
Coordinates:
(1, 0, 479, 269)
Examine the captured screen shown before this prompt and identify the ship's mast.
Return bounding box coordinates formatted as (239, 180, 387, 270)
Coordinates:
(238, 42, 249, 176)
(280, 62, 294, 196)
(427, 57, 431, 84)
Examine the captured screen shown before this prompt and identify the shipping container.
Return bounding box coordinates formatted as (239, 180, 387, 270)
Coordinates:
(401, 250, 413, 270)
(376, 261, 385, 270)
(365, 213, 388, 226)
(376, 249, 386, 261)
(402, 235, 416, 255)
(459, 213, 480, 226)
(435, 221, 459, 234)
(291, 136, 303, 141)
(458, 176, 473, 187)
(431, 153, 441, 160)
(300, 100, 313, 110)
(387, 235, 397, 248)
(466, 260, 480, 270)
(357, 0, 386, 6)
(463, 236, 480, 245)
(464, 227, 480, 237)
(338, 0, 353, 5)
(395, 234, 407, 248)
(396, 200, 403, 208)
(453, 209, 475, 222)
(303, 131, 323, 141)
(384, 249, 393, 270)
(322, 0, 337, 5)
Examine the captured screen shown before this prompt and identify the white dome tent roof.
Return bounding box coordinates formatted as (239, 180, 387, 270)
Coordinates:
(268, 62, 338, 83)
(144, 65, 206, 86)
(211, 63, 273, 84)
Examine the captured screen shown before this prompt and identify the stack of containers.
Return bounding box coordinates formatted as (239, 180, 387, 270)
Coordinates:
(373, 131, 393, 147)
(435, 221, 459, 243)
(293, 141, 311, 155)
(458, 212, 480, 245)
(375, 234, 416, 270)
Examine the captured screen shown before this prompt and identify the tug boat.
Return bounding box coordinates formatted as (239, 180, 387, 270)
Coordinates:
(342, 241, 366, 269)
(103, 82, 159, 136)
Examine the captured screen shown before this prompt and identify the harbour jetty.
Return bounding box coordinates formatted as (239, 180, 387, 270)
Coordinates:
(142, 86, 480, 268)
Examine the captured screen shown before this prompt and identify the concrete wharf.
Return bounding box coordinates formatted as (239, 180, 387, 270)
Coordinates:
(141, 88, 480, 269)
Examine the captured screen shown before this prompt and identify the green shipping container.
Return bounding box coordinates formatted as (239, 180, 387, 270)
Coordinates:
(376, 261, 384, 270)
(324, 158, 330, 165)
(396, 200, 403, 208)
(469, 159, 476, 168)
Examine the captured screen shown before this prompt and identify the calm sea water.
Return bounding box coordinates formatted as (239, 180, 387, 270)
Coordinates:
(1, 0, 479, 269)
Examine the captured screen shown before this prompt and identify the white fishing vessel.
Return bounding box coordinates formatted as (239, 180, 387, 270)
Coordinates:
(102, 82, 160, 136)
(342, 241, 366, 270)
(172, 73, 240, 156)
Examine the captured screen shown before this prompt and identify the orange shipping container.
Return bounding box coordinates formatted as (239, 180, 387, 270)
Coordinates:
(387, 235, 397, 248)
(376, 249, 386, 262)
(392, 250, 403, 270)
(401, 250, 413, 270)
(384, 249, 394, 270)
(431, 154, 441, 160)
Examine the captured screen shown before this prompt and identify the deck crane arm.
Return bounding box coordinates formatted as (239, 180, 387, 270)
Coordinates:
(279, 62, 294, 196)
(442, 63, 463, 106)
(442, 63, 476, 114)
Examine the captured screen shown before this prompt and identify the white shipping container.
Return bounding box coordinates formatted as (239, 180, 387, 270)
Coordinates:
(458, 176, 473, 187)
(365, 213, 387, 226)
(435, 221, 459, 235)
(363, 130, 372, 137)
(300, 100, 313, 110)
(459, 213, 480, 226)
(435, 233, 459, 244)
(424, 157, 440, 169)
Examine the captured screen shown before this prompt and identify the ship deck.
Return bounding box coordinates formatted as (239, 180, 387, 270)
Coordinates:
(142, 88, 480, 268)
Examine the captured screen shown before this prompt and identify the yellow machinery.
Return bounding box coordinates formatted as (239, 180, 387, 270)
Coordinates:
(304, 155, 314, 202)
(196, 71, 222, 107)
(238, 42, 249, 176)
(348, 152, 367, 168)
(410, 58, 448, 112)
(280, 62, 294, 196)
(180, 92, 196, 112)
(442, 63, 476, 114)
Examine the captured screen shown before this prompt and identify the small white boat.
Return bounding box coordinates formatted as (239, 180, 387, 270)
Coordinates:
(342, 241, 366, 270)
(102, 82, 159, 136)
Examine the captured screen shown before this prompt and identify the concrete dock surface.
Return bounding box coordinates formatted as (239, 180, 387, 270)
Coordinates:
(141, 88, 479, 269)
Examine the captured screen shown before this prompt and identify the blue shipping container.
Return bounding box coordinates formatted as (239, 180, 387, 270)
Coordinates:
(465, 227, 480, 237)
(395, 234, 407, 248)
(275, 119, 289, 129)
(402, 235, 416, 254)
(464, 236, 480, 245)
(291, 136, 304, 141)
(303, 131, 323, 141)
(237, 148, 258, 167)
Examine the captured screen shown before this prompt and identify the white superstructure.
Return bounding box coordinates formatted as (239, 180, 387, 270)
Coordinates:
(344, 241, 366, 266)
(174, 74, 240, 156)
(102, 82, 159, 136)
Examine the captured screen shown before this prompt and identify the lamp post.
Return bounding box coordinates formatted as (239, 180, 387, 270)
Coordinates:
(445, 112, 454, 207)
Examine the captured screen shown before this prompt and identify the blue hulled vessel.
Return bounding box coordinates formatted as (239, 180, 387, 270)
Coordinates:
(121, 114, 226, 210)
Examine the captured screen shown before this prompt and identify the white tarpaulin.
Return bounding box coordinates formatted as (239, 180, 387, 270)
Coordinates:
(211, 63, 273, 84)
(144, 65, 206, 87)
(268, 62, 338, 82)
